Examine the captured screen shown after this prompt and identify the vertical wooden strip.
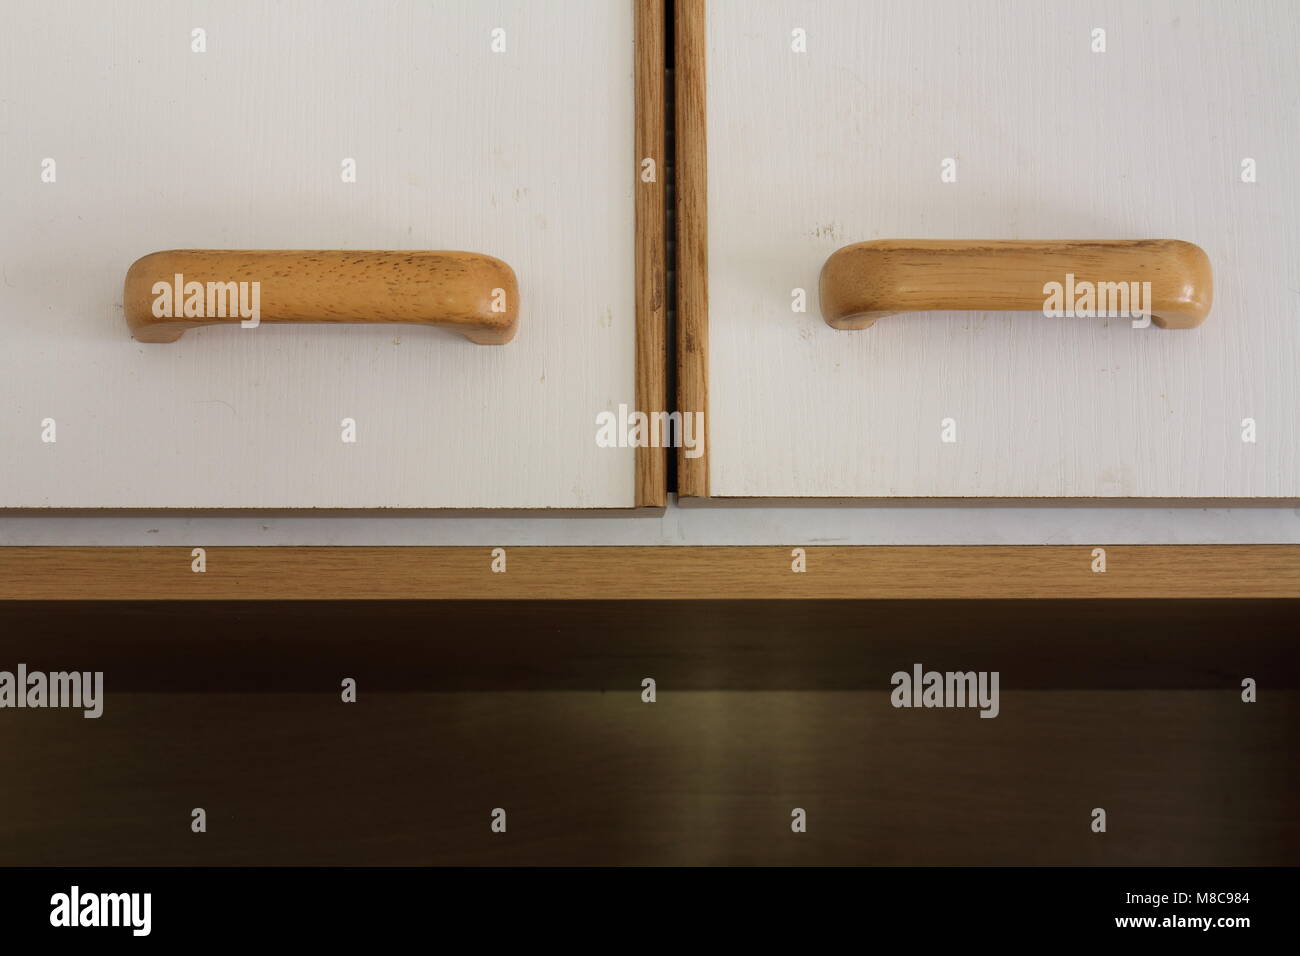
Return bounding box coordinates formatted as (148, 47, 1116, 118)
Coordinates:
(635, 0, 668, 506)
(675, 0, 709, 496)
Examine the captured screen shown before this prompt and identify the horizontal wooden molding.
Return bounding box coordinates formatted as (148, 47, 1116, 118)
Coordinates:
(0, 546, 1296, 600)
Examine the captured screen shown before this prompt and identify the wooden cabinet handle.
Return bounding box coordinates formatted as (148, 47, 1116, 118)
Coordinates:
(124, 250, 519, 344)
(819, 239, 1212, 330)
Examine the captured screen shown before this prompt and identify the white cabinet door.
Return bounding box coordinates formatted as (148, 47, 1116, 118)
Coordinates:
(689, 0, 1299, 500)
(0, 0, 654, 509)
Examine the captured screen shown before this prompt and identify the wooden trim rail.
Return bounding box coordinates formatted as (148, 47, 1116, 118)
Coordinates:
(0, 545, 1295, 600)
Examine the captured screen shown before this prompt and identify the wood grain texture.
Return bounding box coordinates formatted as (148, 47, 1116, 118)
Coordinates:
(635, 0, 669, 506)
(703, 0, 1300, 499)
(820, 240, 1212, 330)
(3, 690, 1295, 865)
(675, 0, 710, 496)
(125, 250, 519, 344)
(0, 0, 637, 509)
(1, 545, 1298, 599)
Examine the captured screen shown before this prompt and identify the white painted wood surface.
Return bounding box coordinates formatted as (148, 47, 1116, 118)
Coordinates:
(706, 0, 1300, 498)
(3, 498, 1299, 547)
(0, 0, 636, 508)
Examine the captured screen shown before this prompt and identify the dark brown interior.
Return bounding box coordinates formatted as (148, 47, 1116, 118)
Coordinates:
(1, 599, 1296, 865)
